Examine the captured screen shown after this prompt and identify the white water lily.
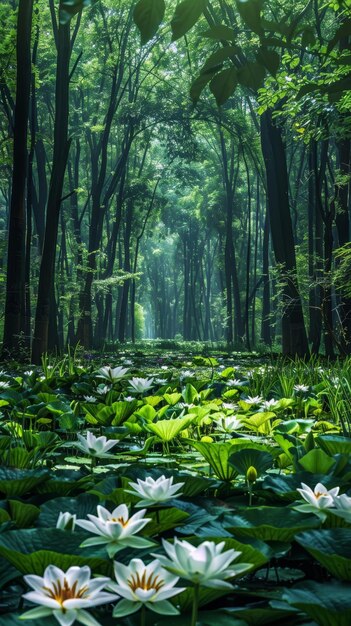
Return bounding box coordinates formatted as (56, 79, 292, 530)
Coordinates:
(154, 539, 251, 588)
(245, 395, 263, 405)
(293, 384, 309, 393)
(296, 482, 339, 509)
(125, 475, 184, 507)
(333, 493, 351, 510)
(0, 381, 10, 390)
(75, 431, 118, 458)
(83, 395, 96, 403)
(217, 416, 243, 433)
(96, 366, 129, 382)
(76, 504, 153, 557)
(111, 558, 185, 617)
(128, 377, 154, 393)
(21, 565, 118, 626)
(96, 385, 110, 396)
(260, 399, 279, 410)
(180, 370, 193, 380)
(56, 512, 76, 531)
(226, 379, 243, 387)
(222, 402, 238, 410)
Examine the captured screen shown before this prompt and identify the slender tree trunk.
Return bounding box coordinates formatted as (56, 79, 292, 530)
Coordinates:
(2, 0, 34, 358)
(261, 208, 271, 345)
(32, 16, 71, 362)
(260, 110, 309, 357)
(335, 137, 351, 351)
(308, 144, 322, 352)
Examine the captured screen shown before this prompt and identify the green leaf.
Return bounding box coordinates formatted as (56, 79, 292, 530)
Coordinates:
(327, 18, 351, 53)
(59, 0, 96, 24)
(8, 500, 40, 528)
(236, 0, 264, 35)
(203, 25, 237, 42)
(111, 400, 138, 426)
(171, 0, 206, 41)
(189, 440, 238, 481)
(146, 416, 193, 441)
(133, 0, 165, 44)
(179, 474, 216, 497)
(229, 448, 273, 477)
(144, 507, 189, 535)
(226, 507, 319, 541)
(0, 529, 111, 576)
(0, 468, 49, 497)
(37, 493, 99, 528)
(163, 392, 182, 405)
(296, 529, 351, 581)
(282, 580, 351, 626)
(301, 26, 316, 47)
(201, 47, 239, 74)
(255, 47, 280, 76)
(209, 68, 238, 106)
(221, 606, 297, 625)
(182, 383, 199, 404)
(317, 435, 351, 456)
(1, 614, 57, 626)
(237, 61, 266, 90)
(298, 448, 335, 474)
(190, 73, 213, 104)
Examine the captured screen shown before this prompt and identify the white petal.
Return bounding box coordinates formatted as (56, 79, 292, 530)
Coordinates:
(22, 592, 61, 610)
(53, 608, 77, 626)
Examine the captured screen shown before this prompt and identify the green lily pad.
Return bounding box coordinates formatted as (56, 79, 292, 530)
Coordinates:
(226, 507, 319, 541)
(296, 529, 351, 581)
(283, 580, 351, 626)
(316, 435, 351, 456)
(0, 528, 111, 576)
(0, 468, 50, 497)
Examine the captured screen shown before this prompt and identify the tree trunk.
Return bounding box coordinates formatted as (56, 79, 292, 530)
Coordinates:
(32, 16, 71, 363)
(261, 205, 271, 346)
(260, 110, 309, 357)
(2, 0, 34, 358)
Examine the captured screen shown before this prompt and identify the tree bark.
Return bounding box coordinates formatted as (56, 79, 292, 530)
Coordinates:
(260, 110, 309, 357)
(32, 14, 71, 363)
(2, 0, 34, 358)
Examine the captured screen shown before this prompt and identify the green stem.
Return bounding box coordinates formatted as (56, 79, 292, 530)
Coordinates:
(140, 604, 146, 626)
(91, 456, 97, 473)
(191, 583, 200, 626)
(248, 483, 253, 506)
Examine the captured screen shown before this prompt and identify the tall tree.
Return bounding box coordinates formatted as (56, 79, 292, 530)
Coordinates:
(2, 0, 34, 358)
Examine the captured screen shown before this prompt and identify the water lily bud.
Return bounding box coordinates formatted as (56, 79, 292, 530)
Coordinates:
(201, 436, 214, 443)
(246, 466, 257, 483)
(56, 511, 76, 531)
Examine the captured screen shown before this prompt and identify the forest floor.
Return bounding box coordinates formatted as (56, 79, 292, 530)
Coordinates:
(0, 347, 350, 626)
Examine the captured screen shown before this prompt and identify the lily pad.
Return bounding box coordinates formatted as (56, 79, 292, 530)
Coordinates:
(296, 529, 351, 581)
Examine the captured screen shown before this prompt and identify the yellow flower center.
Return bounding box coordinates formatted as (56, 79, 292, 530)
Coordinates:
(128, 570, 164, 592)
(109, 516, 128, 526)
(43, 579, 89, 606)
(315, 492, 324, 499)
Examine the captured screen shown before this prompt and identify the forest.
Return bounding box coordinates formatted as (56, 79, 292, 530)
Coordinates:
(1, 2, 351, 626)
(1, 0, 351, 360)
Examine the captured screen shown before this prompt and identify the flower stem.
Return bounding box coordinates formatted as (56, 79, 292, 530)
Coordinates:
(248, 483, 253, 506)
(140, 604, 146, 626)
(191, 583, 200, 626)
